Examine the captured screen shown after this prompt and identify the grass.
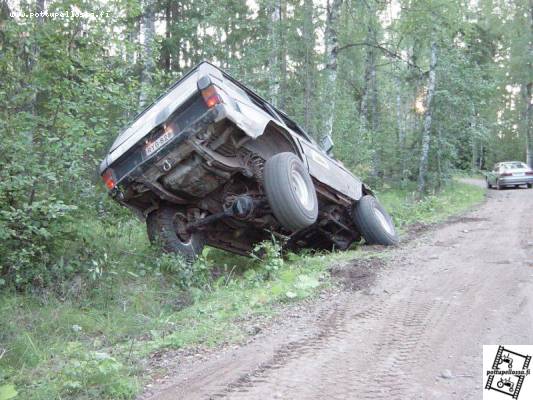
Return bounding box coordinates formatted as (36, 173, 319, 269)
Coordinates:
(0, 178, 485, 399)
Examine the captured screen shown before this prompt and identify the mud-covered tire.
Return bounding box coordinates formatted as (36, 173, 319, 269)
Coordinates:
(263, 152, 318, 232)
(146, 206, 205, 262)
(352, 195, 399, 246)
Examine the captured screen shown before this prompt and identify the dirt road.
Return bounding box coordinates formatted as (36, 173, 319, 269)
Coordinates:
(145, 181, 533, 400)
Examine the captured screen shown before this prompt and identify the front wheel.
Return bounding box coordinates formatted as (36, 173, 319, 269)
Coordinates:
(147, 206, 205, 262)
(263, 152, 318, 232)
(352, 195, 399, 246)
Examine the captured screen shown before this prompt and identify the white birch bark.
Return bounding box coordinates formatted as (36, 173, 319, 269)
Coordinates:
(525, 83, 533, 168)
(269, 0, 281, 106)
(323, 0, 343, 139)
(303, 0, 314, 133)
(526, 4, 533, 168)
(138, 0, 156, 111)
(417, 42, 437, 194)
(395, 73, 407, 182)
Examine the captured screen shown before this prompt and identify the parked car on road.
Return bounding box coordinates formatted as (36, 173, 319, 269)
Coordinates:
(100, 62, 399, 261)
(486, 161, 533, 190)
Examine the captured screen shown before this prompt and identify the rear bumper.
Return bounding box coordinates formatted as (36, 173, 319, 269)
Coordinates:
(105, 106, 222, 192)
(499, 176, 533, 186)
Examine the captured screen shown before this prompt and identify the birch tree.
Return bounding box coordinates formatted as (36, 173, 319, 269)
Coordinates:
(417, 41, 438, 194)
(138, 0, 156, 111)
(269, 0, 281, 105)
(303, 0, 315, 132)
(524, 82, 533, 168)
(323, 0, 343, 139)
(525, 2, 533, 168)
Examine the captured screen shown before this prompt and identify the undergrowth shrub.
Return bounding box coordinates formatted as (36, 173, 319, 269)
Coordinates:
(59, 342, 138, 399)
(249, 239, 284, 280)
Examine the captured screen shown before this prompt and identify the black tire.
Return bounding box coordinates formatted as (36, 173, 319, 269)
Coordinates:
(496, 180, 503, 190)
(527, 183, 532, 189)
(352, 195, 399, 246)
(263, 152, 318, 232)
(146, 206, 205, 262)
(486, 179, 492, 189)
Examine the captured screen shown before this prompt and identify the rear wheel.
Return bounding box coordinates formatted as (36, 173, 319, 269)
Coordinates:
(352, 195, 399, 246)
(147, 206, 205, 262)
(263, 152, 318, 232)
(527, 183, 532, 189)
(496, 180, 503, 190)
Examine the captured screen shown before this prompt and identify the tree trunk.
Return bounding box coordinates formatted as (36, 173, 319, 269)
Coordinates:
(170, 2, 181, 72)
(162, 0, 171, 71)
(395, 73, 407, 183)
(323, 0, 343, 139)
(269, 0, 281, 106)
(278, 0, 287, 109)
(525, 82, 533, 168)
(138, 0, 156, 111)
(525, 2, 533, 168)
(26, 0, 45, 205)
(368, 27, 380, 177)
(303, 0, 314, 133)
(359, 19, 380, 177)
(417, 42, 437, 194)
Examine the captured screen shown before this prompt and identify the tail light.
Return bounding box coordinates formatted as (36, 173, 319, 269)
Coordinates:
(201, 85, 223, 108)
(526, 171, 533, 176)
(500, 172, 512, 177)
(198, 76, 223, 108)
(102, 169, 116, 190)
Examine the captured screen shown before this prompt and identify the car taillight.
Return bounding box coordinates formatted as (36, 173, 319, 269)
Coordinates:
(102, 169, 116, 190)
(201, 85, 223, 108)
(500, 172, 512, 176)
(526, 171, 533, 176)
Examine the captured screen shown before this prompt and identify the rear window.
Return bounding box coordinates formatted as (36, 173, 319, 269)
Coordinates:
(502, 162, 527, 169)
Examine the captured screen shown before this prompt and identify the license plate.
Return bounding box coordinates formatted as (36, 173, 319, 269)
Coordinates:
(515, 172, 525, 177)
(145, 131, 174, 157)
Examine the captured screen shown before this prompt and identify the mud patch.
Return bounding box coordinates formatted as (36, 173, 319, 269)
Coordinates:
(329, 257, 385, 291)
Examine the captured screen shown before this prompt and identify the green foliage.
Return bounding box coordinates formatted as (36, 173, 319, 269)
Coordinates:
(250, 238, 284, 280)
(0, 384, 18, 400)
(379, 179, 485, 229)
(59, 343, 138, 399)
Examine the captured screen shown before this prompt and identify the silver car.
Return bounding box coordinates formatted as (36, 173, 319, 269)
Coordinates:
(486, 161, 533, 189)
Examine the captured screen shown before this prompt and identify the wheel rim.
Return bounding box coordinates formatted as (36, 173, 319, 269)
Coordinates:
(290, 168, 314, 211)
(173, 212, 192, 244)
(374, 208, 395, 235)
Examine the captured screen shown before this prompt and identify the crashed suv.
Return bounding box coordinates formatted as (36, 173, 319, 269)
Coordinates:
(100, 62, 399, 260)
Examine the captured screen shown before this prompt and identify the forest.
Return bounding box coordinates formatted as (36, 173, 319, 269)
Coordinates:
(0, 0, 531, 399)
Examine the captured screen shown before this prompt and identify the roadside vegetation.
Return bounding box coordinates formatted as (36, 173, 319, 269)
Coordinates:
(0, 179, 484, 400)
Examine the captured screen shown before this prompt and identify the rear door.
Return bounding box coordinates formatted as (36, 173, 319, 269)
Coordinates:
(297, 138, 362, 200)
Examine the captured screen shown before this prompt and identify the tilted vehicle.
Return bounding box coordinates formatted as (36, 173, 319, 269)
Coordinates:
(100, 62, 398, 260)
(486, 161, 533, 190)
